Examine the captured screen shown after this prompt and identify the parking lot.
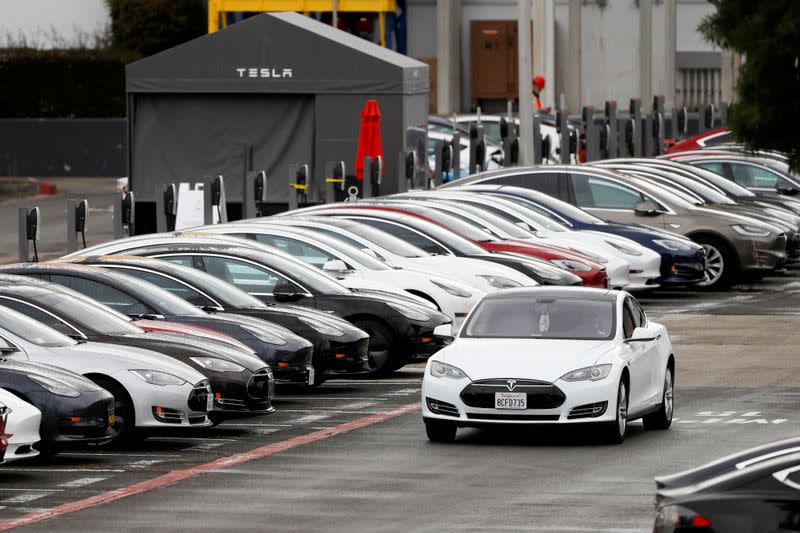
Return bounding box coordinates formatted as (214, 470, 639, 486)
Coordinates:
(0, 269, 795, 532)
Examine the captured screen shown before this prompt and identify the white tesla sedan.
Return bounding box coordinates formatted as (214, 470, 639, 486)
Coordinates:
(0, 388, 41, 462)
(421, 287, 674, 444)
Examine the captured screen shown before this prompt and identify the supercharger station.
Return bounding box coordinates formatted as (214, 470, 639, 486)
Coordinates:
(651, 95, 665, 156)
(603, 101, 618, 159)
(323, 161, 346, 204)
(468, 121, 485, 175)
(434, 141, 452, 186)
(581, 105, 599, 162)
(450, 119, 461, 180)
(288, 164, 310, 211)
(499, 105, 519, 167)
(243, 170, 267, 218)
(629, 98, 643, 157)
(66, 199, 89, 253)
(17, 206, 41, 262)
(557, 110, 571, 164)
(363, 156, 382, 198)
(155, 183, 178, 232)
(671, 106, 688, 140)
(114, 192, 135, 239)
(702, 104, 716, 132)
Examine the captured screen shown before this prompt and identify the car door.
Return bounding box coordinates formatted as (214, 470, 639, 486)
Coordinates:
(628, 297, 664, 407)
(725, 161, 796, 196)
(621, 298, 660, 413)
(567, 171, 667, 228)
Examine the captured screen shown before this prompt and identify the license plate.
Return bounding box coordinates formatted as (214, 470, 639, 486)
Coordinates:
(307, 367, 315, 386)
(495, 392, 527, 410)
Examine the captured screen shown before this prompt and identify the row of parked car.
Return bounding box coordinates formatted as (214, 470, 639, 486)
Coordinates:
(0, 138, 793, 462)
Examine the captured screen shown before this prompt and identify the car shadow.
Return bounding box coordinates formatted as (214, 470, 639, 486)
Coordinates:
(444, 421, 650, 447)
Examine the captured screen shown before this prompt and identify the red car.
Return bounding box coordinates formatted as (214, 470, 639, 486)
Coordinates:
(665, 127, 732, 154)
(315, 204, 609, 288)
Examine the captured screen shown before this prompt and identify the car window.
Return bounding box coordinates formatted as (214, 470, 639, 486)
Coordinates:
(115, 269, 217, 307)
(0, 305, 77, 347)
(629, 298, 647, 327)
(697, 162, 725, 176)
(622, 303, 636, 338)
(307, 229, 389, 262)
(48, 275, 152, 316)
(200, 256, 299, 295)
(355, 219, 450, 255)
(748, 165, 782, 188)
(493, 173, 560, 197)
(572, 173, 647, 210)
(164, 256, 195, 268)
(0, 298, 69, 331)
(253, 235, 340, 268)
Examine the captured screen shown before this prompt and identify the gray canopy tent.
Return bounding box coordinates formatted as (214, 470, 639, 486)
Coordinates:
(126, 11, 429, 228)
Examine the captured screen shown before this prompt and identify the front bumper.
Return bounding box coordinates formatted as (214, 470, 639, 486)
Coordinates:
(268, 345, 315, 384)
(36, 391, 115, 447)
(209, 368, 274, 416)
(4, 409, 41, 463)
(398, 317, 453, 363)
(738, 232, 787, 272)
(624, 253, 663, 291)
(129, 379, 212, 429)
(657, 247, 706, 286)
(421, 374, 619, 426)
(321, 336, 369, 376)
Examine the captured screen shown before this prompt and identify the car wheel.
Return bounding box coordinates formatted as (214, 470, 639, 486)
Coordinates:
(91, 378, 135, 445)
(643, 366, 674, 430)
(603, 379, 628, 444)
(694, 236, 736, 289)
(352, 319, 399, 376)
(424, 419, 457, 442)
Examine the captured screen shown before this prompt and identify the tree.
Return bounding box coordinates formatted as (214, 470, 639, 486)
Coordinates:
(699, 0, 800, 172)
(106, 0, 206, 57)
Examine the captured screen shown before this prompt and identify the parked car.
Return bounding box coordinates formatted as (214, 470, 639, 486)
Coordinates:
(0, 276, 274, 423)
(447, 183, 707, 287)
(442, 166, 786, 288)
(667, 153, 800, 196)
(0, 388, 41, 462)
(0, 305, 212, 442)
(665, 127, 733, 153)
(64, 236, 453, 376)
(0, 263, 315, 386)
(421, 287, 674, 444)
(66, 255, 370, 384)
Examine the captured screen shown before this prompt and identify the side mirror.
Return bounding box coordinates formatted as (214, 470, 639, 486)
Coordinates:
(634, 199, 660, 216)
(626, 326, 658, 343)
(433, 323, 454, 341)
(273, 281, 305, 302)
(777, 183, 799, 196)
(0, 337, 18, 354)
(515, 221, 533, 232)
(322, 259, 348, 273)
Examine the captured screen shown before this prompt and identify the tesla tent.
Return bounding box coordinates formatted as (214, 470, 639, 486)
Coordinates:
(125, 12, 429, 227)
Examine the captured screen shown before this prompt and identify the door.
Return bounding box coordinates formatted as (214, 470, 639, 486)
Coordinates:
(470, 21, 518, 103)
(623, 298, 662, 412)
(567, 171, 666, 228)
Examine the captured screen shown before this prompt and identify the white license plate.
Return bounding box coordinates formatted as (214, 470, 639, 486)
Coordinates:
(495, 392, 527, 410)
(307, 367, 315, 386)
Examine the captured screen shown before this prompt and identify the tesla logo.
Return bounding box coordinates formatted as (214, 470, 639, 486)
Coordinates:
(235, 67, 293, 79)
(506, 380, 517, 391)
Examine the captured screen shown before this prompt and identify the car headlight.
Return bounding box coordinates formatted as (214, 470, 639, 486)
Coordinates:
(189, 357, 246, 373)
(297, 317, 344, 337)
(430, 279, 473, 298)
(242, 325, 288, 346)
(560, 364, 612, 382)
(569, 248, 608, 264)
(129, 369, 188, 386)
(551, 259, 592, 271)
(605, 240, 643, 256)
(475, 275, 522, 289)
(386, 301, 433, 321)
(653, 239, 694, 251)
(27, 374, 81, 397)
(429, 360, 470, 379)
(731, 224, 772, 237)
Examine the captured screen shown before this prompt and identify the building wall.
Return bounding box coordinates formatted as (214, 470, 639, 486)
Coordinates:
(0, 0, 110, 47)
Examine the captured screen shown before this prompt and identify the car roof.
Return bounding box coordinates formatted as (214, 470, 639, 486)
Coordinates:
(481, 286, 620, 302)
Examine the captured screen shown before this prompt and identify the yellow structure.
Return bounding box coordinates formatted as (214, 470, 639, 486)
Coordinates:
(208, 0, 397, 47)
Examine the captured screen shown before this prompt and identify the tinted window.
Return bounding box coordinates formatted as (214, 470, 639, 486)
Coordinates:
(696, 162, 725, 176)
(115, 269, 217, 307)
(253, 235, 339, 268)
(572, 174, 648, 209)
(0, 305, 76, 347)
(493, 172, 560, 197)
(201, 256, 299, 295)
(355, 219, 451, 255)
(0, 298, 67, 330)
(49, 275, 152, 316)
(622, 304, 635, 338)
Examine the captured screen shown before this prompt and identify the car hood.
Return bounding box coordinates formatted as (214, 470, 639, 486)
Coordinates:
(0, 358, 107, 392)
(439, 338, 617, 382)
(55, 341, 206, 383)
(121, 332, 267, 372)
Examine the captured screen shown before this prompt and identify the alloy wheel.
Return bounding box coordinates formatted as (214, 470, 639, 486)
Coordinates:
(664, 370, 674, 422)
(699, 244, 724, 287)
(618, 382, 628, 436)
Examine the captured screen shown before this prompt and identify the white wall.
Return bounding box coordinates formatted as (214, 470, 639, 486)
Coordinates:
(0, 0, 110, 48)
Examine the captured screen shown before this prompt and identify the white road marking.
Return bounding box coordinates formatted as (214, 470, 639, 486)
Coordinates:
(0, 468, 126, 473)
(58, 477, 109, 488)
(221, 423, 293, 427)
(128, 459, 164, 469)
(292, 414, 331, 424)
(384, 388, 421, 396)
(61, 452, 181, 458)
(0, 489, 62, 492)
(188, 441, 227, 450)
(147, 437, 238, 442)
(338, 401, 377, 410)
(273, 396, 388, 401)
(2, 492, 52, 504)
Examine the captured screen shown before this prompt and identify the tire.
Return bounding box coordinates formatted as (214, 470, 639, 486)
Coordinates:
(424, 419, 457, 442)
(643, 366, 674, 430)
(208, 412, 225, 427)
(693, 236, 737, 290)
(352, 319, 400, 377)
(601, 379, 628, 445)
(90, 378, 135, 445)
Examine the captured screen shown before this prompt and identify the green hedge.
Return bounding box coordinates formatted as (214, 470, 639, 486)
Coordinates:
(0, 49, 137, 117)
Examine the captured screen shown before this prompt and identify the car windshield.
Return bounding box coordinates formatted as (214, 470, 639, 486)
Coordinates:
(463, 297, 615, 340)
(225, 249, 352, 295)
(462, 198, 569, 232)
(95, 269, 208, 316)
(301, 219, 428, 258)
(346, 215, 490, 255)
(427, 202, 533, 239)
(663, 164, 757, 197)
(0, 305, 77, 347)
(36, 292, 143, 335)
(497, 192, 606, 225)
(391, 205, 498, 242)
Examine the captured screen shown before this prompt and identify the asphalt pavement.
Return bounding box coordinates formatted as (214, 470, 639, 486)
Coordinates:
(0, 269, 796, 532)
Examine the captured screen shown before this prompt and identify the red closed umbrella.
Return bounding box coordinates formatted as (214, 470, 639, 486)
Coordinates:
(354, 99, 383, 181)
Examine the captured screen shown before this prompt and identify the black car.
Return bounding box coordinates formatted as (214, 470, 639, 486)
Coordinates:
(0, 276, 274, 422)
(65, 256, 370, 384)
(0, 263, 315, 385)
(63, 236, 452, 375)
(654, 443, 800, 532)
(0, 358, 114, 452)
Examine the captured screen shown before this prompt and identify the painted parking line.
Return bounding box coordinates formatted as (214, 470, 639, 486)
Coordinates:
(57, 478, 109, 489)
(1, 494, 53, 505)
(127, 460, 165, 469)
(0, 468, 126, 474)
(673, 410, 791, 425)
(292, 414, 331, 424)
(0, 402, 421, 531)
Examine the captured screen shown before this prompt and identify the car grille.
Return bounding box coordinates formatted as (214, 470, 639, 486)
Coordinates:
(247, 369, 272, 400)
(187, 379, 211, 412)
(460, 379, 565, 409)
(567, 401, 608, 419)
(426, 398, 460, 417)
(465, 413, 560, 421)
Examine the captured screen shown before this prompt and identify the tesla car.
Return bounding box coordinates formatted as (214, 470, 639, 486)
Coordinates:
(447, 184, 707, 287)
(63, 236, 452, 375)
(0, 263, 315, 386)
(442, 166, 786, 288)
(665, 127, 733, 153)
(65, 255, 370, 384)
(0, 305, 212, 442)
(421, 287, 674, 444)
(188, 223, 487, 328)
(0, 388, 41, 462)
(668, 153, 800, 196)
(0, 277, 274, 422)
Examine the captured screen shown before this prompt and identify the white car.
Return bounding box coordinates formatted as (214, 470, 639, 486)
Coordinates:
(398, 191, 663, 290)
(0, 307, 212, 442)
(0, 388, 40, 462)
(238, 216, 538, 292)
(421, 287, 674, 444)
(194, 223, 487, 329)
